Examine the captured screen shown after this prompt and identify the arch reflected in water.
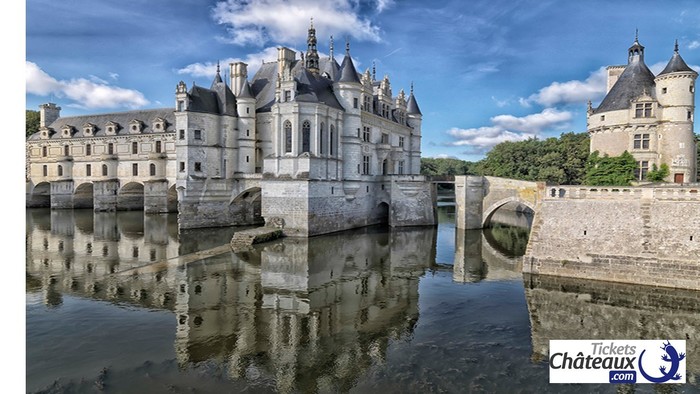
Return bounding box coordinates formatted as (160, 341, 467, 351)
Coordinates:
(453, 205, 532, 283)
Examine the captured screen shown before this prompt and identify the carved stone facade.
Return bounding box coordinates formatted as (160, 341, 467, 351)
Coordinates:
(588, 37, 697, 183)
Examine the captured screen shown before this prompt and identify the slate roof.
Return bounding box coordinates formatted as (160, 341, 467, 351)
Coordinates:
(27, 108, 176, 140)
(658, 50, 696, 76)
(594, 58, 656, 113)
(407, 93, 422, 115)
(250, 57, 345, 112)
(338, 54, 361, 83)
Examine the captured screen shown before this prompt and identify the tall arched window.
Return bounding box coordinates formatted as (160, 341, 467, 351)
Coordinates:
(102, 164, 108, 176)
(302, 120, 311, 153)
(284, 120, 292, 153)
(329, 125, 335, 156)
(150, 163, 156, 176)
(320, 122, 326, 155)
(57, 165, 63, 176)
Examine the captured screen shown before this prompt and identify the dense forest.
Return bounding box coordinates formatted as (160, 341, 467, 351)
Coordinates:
(421, 132, 700, 186)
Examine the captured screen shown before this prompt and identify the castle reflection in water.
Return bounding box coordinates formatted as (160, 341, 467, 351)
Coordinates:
(27, 209, 438, 392)
(26, 208, 699, 391)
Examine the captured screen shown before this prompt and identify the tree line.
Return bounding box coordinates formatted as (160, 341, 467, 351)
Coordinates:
(421, 132, 700, 186)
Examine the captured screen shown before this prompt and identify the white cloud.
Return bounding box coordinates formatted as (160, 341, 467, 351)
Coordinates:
(26, 62, 149, 109)
(212, 0, 382, 46)
(689, 41, 700, 50)
(177, 47, 296, 79)
(524, 67, 607, 107)
(445, 108, 572, 153)
(491, 108, 572, 133)
(109, 72, 120, 81)
(374, 0, 394, 12)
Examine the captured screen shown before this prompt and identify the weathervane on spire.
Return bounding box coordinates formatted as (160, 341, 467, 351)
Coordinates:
(346, 37, 350, 55)
(674, 39, 679, 53)
(330, 35, 334, 60)
(410, 82, 414, 95)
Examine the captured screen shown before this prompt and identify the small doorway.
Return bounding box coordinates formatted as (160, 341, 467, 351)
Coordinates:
(674, 173, 684, 184)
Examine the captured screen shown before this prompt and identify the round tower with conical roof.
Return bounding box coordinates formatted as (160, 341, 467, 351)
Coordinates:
(655, 40, 697, 183)
(334, 40, 363, 181)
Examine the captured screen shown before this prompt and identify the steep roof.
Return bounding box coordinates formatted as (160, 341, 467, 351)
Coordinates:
(27, 108, 175, 140)
(594, 59, 656, 113)
(407, 93, 422, 115)
(658, 46, 696, 76)
(238, 80, 254, 99)
(338, 53, 361, 83)
(249, 58, 344, 112)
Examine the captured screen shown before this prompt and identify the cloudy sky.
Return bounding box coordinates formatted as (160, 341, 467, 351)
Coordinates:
(24, 0, 700, 161)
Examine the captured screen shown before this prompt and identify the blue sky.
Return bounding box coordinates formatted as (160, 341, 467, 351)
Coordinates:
(24, 0, 700, 161)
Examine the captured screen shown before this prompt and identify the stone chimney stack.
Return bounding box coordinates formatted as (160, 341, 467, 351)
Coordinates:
(39, 103, 61, 128)
(230, 62, 248, 96)
(277, 47, 296, 81)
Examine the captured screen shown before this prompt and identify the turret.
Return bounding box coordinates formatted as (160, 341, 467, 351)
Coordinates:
(334, 40, 363, 180)
(655, 40, 698, 183)
(237, 79, 257, 174)
(406, 83, 422, 174)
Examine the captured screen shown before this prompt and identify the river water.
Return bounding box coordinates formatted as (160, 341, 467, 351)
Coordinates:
(26, 205, 700, 393)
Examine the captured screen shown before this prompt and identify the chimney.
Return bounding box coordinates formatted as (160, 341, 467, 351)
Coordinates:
(230, 62, 248, 96)
(39, 103, 61, 128)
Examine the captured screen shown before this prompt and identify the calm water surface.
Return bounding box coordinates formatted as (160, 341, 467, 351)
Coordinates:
(26, 206, 700, 393)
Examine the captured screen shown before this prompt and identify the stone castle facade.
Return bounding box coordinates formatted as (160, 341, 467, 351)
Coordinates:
(26, 22, 436, 236)
(588, 36, 698, 183)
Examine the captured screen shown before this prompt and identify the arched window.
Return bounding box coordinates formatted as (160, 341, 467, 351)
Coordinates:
(320, 122, 326, 155)
(302, 120, 311, 153)
(102, 164, 108, 176)
(64, 145, 70, 156)
(57, 165, 63, 176)
(329, 125, 335, 156)
(150, 163, 156, 176)
(284, 120, 292, 153)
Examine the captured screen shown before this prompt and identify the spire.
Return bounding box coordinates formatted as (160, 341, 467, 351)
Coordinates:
(330, 35, 334, 61)
(305, 18, 319, 74)
(212, 60, 223, 86)
(372, 61, 376, 81)
(658, 39, 697, 76)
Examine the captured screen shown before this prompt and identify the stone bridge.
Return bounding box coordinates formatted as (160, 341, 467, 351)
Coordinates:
(452, 176, 544, 230)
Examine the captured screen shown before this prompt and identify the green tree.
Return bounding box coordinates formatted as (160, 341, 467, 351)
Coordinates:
(646, 163, 669, 182)
(420, 157, 474, 176)
(475, 132, 590, 184)
(584, 151, 637, 186)
(26, 110, 40, 138)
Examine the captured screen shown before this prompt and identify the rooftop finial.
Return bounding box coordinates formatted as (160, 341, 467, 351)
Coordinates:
(310, 17, 313, 28)
(674, 39, 679, 53)
(217, 60, 220, 74)
(410, 82, 414, 95)
(330, 35, 334, 60)
(635, 28, 639, 43)
(372, 61, 376, 81)
(346, 38, 350, 55)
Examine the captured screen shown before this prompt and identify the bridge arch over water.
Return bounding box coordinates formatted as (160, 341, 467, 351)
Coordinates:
(453, 176, 543, 230)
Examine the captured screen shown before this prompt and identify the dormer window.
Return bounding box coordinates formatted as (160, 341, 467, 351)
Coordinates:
(152, 118, 166, 132)
(635, 102, 653, 118)
(129, 120, 143, 134)
(61, 125, 74, 138)
(105, 121, 119, 135)
(83, 123, 96, 136)
(40, 128, 50, 139)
